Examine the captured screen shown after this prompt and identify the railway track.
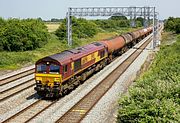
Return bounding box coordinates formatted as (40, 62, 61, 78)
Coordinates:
(0, 35, 153, 123)
(55, 36, 152, 123)
(1, 99, 57, 123)
(0, 68, 35, 86)
(0, 79, 35, 102)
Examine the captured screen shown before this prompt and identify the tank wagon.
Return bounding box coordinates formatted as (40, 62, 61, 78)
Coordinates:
(34, 27, 152, 97)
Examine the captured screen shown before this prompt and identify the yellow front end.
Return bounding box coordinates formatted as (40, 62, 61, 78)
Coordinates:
(34, 73, 62, 97)
(35, 73, 62, 87)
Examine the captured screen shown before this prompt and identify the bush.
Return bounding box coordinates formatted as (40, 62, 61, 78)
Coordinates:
(117, 35, 180, 122)
(0, 18, 49, 51)
(164, 17, 180, 34)
(55, 17, 98, 41)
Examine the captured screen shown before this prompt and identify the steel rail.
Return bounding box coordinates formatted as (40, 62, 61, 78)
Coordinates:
(24, 100, 58, 123)
(0, 78, 34, 94)
(0, 79, 35, 102)
(1, 100, 42, 123)
(2, 99, 58, 123)
(0, 68, 35, 86)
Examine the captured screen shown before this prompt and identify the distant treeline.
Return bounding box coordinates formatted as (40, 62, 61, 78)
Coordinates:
(36, 17, 63, 22)
(164, 17, 180, 34)
(55, 16, 144, 41)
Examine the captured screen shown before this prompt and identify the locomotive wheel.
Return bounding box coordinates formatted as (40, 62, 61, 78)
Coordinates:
(81, 73, 87, 81)
(102, 59, 107, 67)
(63, 89, 68, 95)
(54, 92, 60, 98)
(133, 41, 136, 46)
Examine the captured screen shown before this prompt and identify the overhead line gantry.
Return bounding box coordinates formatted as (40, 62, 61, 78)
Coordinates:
(66, 6, 158, 49)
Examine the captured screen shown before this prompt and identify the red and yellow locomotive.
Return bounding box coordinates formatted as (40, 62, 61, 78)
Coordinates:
(35, 42, 109, 97)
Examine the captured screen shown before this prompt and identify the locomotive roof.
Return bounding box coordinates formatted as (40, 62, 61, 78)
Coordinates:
(36, 42, 106, 65)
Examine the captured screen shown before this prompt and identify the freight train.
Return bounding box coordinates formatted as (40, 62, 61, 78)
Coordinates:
(34, 27, 153, 97)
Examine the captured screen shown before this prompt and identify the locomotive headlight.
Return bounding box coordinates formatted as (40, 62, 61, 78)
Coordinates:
(54, 82, 59, 85)
(36, 80, 41, 84)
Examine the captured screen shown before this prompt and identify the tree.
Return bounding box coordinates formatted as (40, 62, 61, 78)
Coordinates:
(0, 18, 49, 51)
(136, 17, 144, 27)
(164, 17, 180, 34)
(55, 17, 98, 40)
(51, 18, 63, 22)
(37, 17, 43, 21)
(174, 18, 180, 33)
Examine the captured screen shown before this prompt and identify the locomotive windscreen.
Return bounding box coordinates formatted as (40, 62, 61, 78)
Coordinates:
(37, 64, 47, 73)
(49, 64, 60, 74)
(36, 63, 60, 74)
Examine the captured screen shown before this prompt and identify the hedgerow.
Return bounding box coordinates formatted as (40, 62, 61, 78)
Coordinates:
(117, 35, 180, 122)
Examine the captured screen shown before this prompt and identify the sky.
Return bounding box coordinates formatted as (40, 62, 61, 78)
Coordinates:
(0, 0, 179, 20)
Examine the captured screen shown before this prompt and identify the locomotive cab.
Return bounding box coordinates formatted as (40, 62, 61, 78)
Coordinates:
(35, 61, 62, 97)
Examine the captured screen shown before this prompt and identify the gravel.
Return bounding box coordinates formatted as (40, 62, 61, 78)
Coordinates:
(7, 100, 52, 123)
(0, 95, 39, 123)
(0, 87, 36, 116)
(0, 80, 35, 101)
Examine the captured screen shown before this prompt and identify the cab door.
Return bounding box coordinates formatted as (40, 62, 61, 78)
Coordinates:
(62, 63, 72, 80)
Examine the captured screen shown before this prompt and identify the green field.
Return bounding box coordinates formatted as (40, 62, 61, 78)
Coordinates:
(46, 23, 60, 32)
